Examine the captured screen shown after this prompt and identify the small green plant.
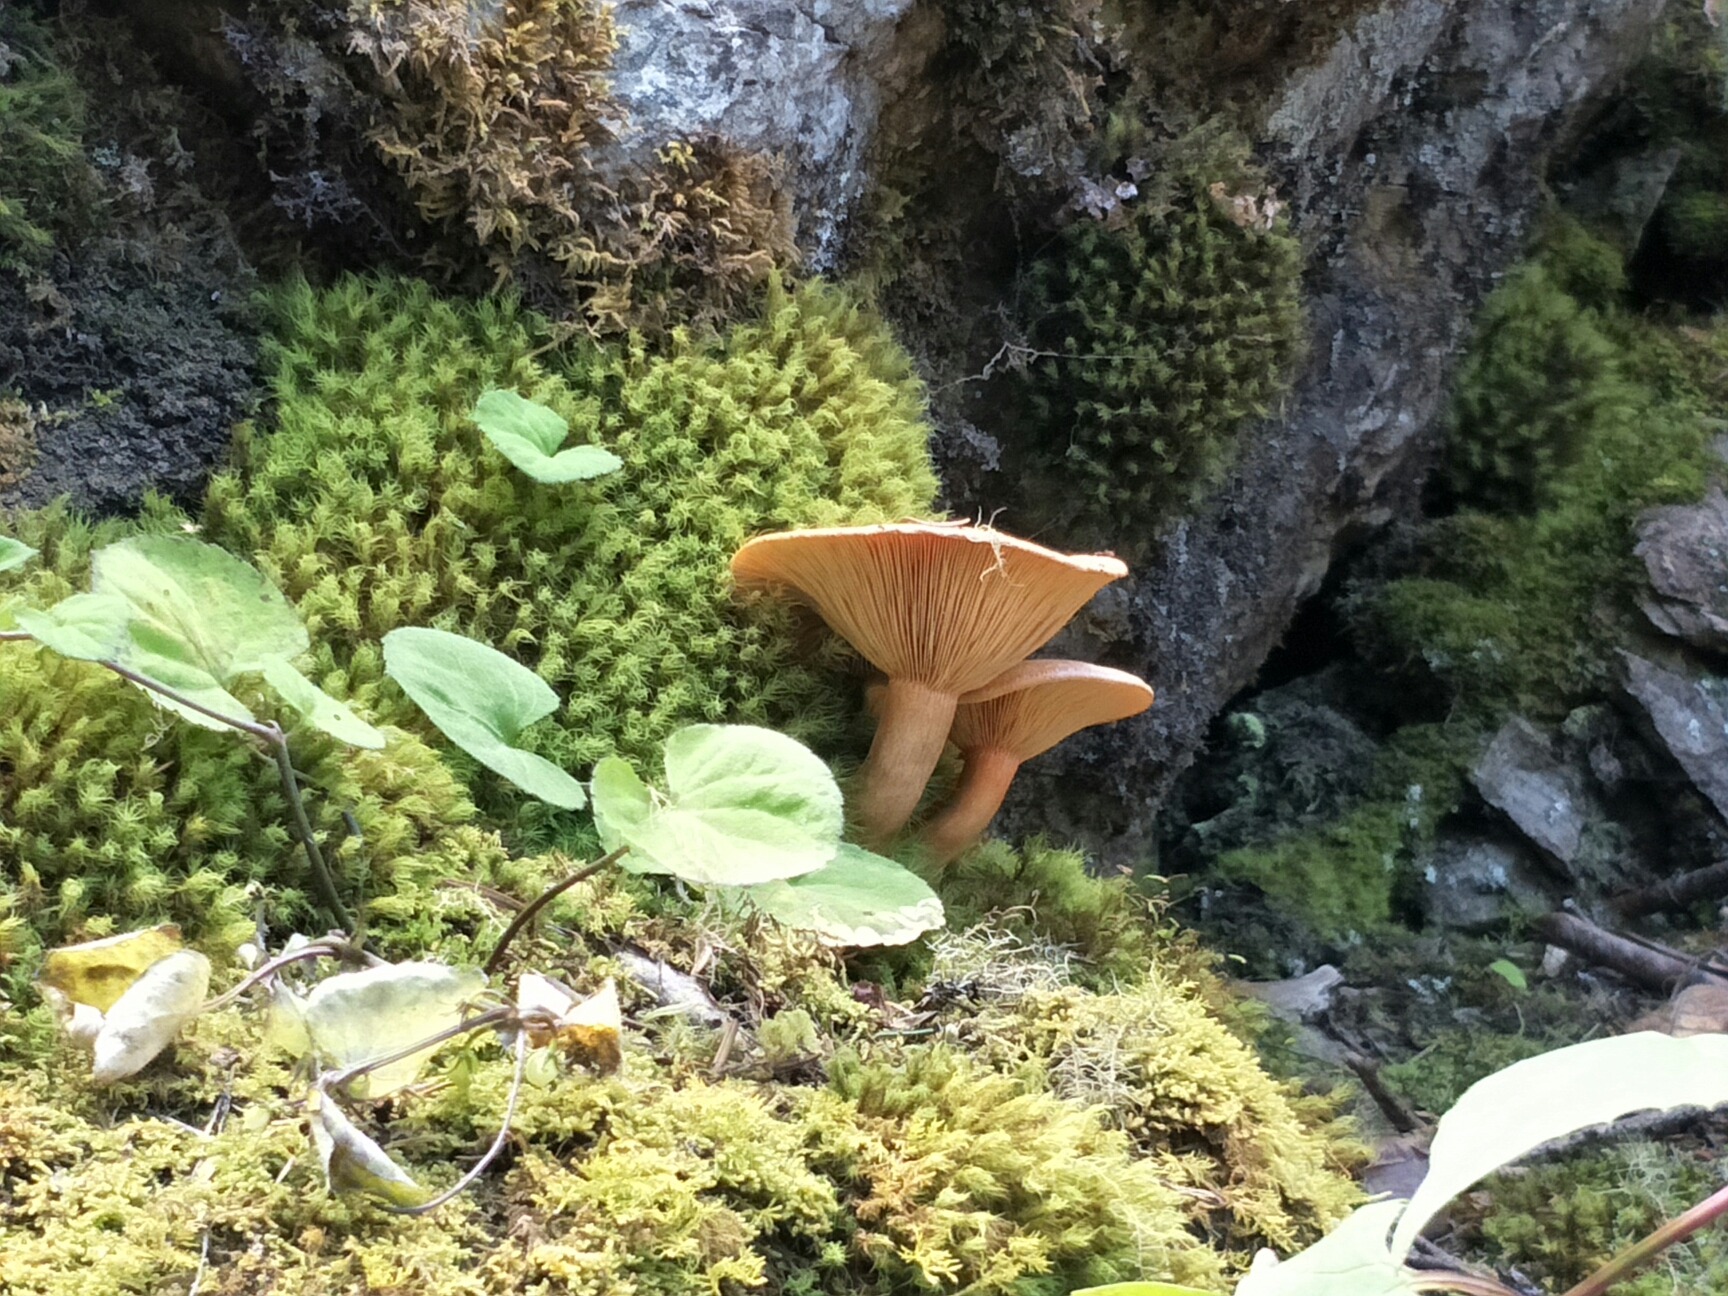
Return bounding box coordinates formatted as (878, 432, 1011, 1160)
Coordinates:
(0, 534, 383, 927)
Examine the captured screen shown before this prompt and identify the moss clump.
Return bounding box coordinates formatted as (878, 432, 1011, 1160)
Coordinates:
(1014, 156, 1303, 530)
(1455, 1141, 1728, 1295)
(814, 1044, 1227, 1293)
(0, 8, 96, 271)
(1378, 1025, 1558, 1117)
(1350, 222, 1715, 721)
(961, 979, 1366, 1262)
(203, 272, 937, 818)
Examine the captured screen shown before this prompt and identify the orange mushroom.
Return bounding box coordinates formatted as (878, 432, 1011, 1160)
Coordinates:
(730, 522, 1127, 845)
(919, 659, 1154, 867)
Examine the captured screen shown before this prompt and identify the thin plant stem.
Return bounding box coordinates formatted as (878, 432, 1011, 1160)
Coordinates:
(101, 660, 278, 741)
(1561, 1179, 1728, 1296)
(323, 1005, 518, 1095)
(380, 1028, 531, 1216)
(200, 935, 381, 1013)
(263, 720, 352, 932)
(482, 848, 626, 976)
(1409, 1273, 1524, 1296)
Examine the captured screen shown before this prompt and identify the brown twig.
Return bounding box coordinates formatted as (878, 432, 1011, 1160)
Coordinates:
(1612, 858, 1728, 918)
(1533, 911, 1723, 993)
(481, 848, 626, 976)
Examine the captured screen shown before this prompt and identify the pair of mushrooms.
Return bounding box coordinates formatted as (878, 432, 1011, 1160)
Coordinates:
(730, 521, 1154, 866)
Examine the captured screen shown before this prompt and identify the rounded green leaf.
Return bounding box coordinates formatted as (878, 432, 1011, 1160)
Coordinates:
(0, 536, 37, 573)
(741, 845, 945, 947)
(472, 388, 622, 484)
(382, 626, 586, 809)
(14, 592, 132, 662)
(261, 657, 386, 749)
(1236, 1201, 1415, 1296)
(590, 725, 843, 886)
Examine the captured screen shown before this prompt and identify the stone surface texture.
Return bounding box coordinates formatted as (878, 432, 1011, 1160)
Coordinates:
(604, 0, 922, 265)
(994, 0, 1669, 866)
(1634, 484, 1728, 654)
(1621, 650, 1728, 824)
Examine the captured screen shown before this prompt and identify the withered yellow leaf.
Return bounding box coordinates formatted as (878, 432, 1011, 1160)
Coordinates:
(39, 925, 184, 1012)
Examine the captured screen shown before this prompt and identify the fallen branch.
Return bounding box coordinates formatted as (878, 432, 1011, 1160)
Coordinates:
(1612, 858, 1728, 918)
(1532, 911, 1715, 993)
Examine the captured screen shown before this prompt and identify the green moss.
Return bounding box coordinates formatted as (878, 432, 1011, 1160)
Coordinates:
(1378, 1025, 1557, 1117)
(960, 975, 1365, 1264)
(816, 1044, 1228, 1293)
(1014, 152, 1303, 531)
(1351, 220, 1715, 719)
(203, 272, 937, 835)
(1209, 722, 1477, 943)
(1457, 1141, 1728, 1294)
(0, 7, 96, 271)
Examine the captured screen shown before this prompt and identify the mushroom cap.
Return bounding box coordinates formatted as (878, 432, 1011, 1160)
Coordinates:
(951, 659, 1153, 759)
(730, 522, 1127, 695)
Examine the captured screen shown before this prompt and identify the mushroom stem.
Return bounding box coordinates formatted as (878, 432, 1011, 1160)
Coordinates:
(852, 678, 957, 846)
(919, 746, 1021, 868)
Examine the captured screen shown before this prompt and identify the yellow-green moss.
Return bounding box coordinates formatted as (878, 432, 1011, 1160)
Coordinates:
(203, 272, 936, 826)
(962, 976, 1366, 1263)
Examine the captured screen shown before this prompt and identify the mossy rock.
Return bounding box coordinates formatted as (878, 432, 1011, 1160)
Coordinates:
(1012, 162, 1303, 535)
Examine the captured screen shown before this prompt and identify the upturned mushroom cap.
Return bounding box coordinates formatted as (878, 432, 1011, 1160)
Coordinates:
(951, 659, 1154, 757)
(921, 659, 1153, 866)
(731, 522, 1128, 843)
(730, 522, 1127, 692)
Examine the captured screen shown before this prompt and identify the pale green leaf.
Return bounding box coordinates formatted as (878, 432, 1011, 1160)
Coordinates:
(93, 535, 308, 675)
(1391, 1031, 1728, 1256)
(90, 950, 212, 1085)
(300, 961, 488, 1099)
(1486, 958, 1526, 991)
(1236, 1201, 1416, 1296)
(740, 844, 945, 947)
(310, 1090, 430, 1207)
(14, 592, 132, 662)
(382, 627, 586, 809)
(261, 657, 385, 749)
(0, 536, 37, 573)
(472, 388, 621, 484)
(591, 725, 842, 886)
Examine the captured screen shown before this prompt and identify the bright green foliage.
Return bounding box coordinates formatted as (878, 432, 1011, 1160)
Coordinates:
(203, 273, 938, 802)
(593, 724, 844, 886)
(1016, 176, 1303, 525)
(1379, 1025, 1557, 1116)
(815, 1045, 1229, 1293)
(0, 8, 95, 270)
(1352, 221, 1714, 719)
(383, 626, 587, 809)
(470, 387, 622, 484)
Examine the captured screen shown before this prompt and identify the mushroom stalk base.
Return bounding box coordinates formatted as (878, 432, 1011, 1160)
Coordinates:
(920, 746, 1021, 868)
(853, 679, 957, 847)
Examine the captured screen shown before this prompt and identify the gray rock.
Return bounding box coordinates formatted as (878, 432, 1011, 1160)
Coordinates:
(1470, 717, 1634, 888)
(998, 0, 1668, 866)
(1233, 965, 1345, 1022)
(1419, 832, 1559, 932)
(1634, 485, 1728, 655)
(1559, 145, 1683, 251)
(1473, 717, 1594, 865)
(605, 0, 922, 265)
(1621, 652, 1728, 824)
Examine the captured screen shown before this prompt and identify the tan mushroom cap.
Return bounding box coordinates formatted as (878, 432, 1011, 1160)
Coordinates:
(730, 522, 1127, 693)
(951, 659, 1155, 757)
(920, 659, 1153, 867)
(731, 521, 1128, 844)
